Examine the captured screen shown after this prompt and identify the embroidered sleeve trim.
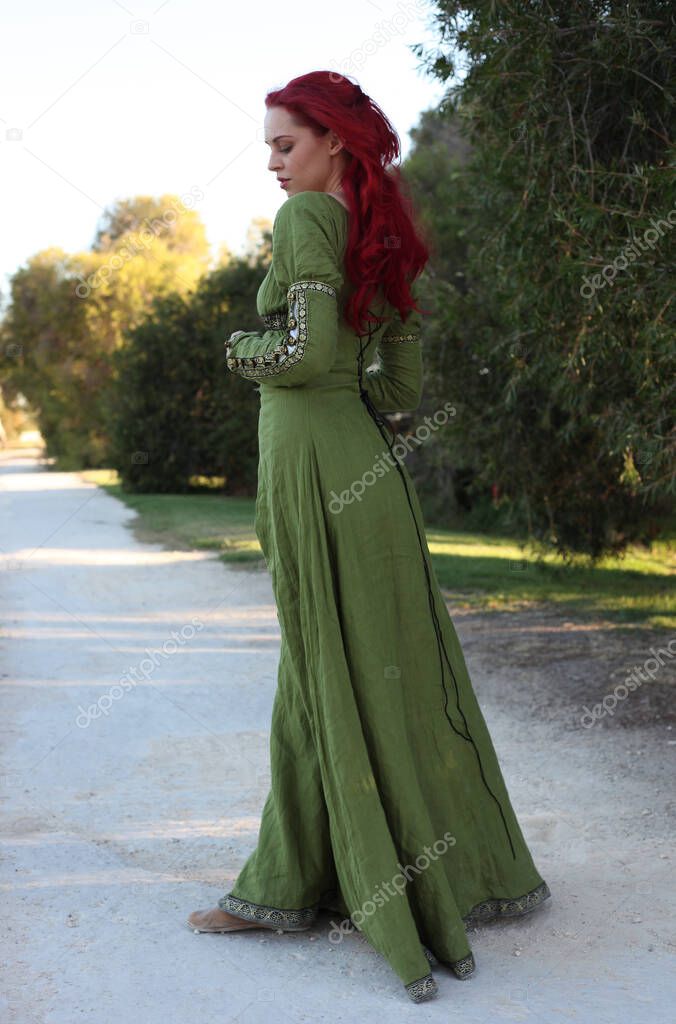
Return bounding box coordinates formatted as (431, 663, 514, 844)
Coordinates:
(225, 279, 337, 379)
(259, 311, 287, 329)
(380, 333, 419, 344)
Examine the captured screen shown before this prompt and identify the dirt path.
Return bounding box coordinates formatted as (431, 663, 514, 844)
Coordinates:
(1, 448, 674, 1023)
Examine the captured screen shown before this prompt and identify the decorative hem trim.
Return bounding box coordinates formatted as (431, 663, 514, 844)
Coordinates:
(446, 951, 476, 978)
(405, 973, 438, 1002)
(218, 878, 550, 973)
(422, 944, 438, 966)
(431, 880, 550, 979)
(218, 892, 317, 931)
(462, 879, 551, 928)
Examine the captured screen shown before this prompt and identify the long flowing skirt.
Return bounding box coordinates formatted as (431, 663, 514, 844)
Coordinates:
(219, 382, 551, 998)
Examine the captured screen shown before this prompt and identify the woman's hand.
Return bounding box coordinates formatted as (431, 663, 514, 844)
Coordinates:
(225, 330, 247, 348)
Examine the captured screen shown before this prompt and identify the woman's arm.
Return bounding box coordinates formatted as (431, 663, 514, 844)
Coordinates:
(225, 192, 343, 389)
(361, 286, 424, 412)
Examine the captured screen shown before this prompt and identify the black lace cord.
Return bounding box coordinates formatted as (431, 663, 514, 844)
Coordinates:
(356, 318, 517, 861)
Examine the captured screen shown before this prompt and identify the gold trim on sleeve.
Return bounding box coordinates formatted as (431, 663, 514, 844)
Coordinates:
(226, 279, 337, 379)
(380, 333, 419, 344)
(259, 311, 286, 329)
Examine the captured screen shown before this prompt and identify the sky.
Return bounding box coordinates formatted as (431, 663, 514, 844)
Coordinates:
(0, 0, 449, 310)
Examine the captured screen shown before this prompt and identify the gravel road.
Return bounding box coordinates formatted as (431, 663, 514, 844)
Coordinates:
(1, 446, 674, 1023)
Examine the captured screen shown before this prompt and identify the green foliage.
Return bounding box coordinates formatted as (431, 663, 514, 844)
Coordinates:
(2, 7, 673, 563)
(410, 0, 675, 560)
(106, 257, 266, 494)
(0, 196, 211, 467)
(0, 248, 96, 466)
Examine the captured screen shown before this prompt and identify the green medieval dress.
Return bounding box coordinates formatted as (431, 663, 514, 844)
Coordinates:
(219, 190, 551, 1003)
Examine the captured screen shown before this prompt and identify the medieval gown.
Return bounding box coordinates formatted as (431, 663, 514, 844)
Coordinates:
(219, 189, 551, 1002)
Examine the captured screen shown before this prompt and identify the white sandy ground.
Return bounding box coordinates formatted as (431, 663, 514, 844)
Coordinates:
(0, 445, 674, 1024)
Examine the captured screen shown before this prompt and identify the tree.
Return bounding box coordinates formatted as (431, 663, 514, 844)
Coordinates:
(1, 195, 212, 467)
(410, 0, 675, 559)
(107, 253, 268, 494)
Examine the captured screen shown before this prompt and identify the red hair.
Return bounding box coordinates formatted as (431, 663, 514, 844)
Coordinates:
(265, 71, 431, 337)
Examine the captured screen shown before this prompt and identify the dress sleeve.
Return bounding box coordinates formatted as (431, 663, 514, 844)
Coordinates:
(225, 192, 343, 388)
(361, 280, 424, 413)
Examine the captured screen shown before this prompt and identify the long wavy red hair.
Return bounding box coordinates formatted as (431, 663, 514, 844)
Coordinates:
(265, 71, 431, 337)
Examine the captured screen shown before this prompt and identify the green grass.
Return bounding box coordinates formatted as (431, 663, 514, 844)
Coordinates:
(425, 528, 674, 627)
(81, 469, 675, 629)
(84, 471, 264, 567)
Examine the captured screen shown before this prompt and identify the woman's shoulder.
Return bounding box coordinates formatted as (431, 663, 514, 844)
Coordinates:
(273, 190, 347, 231)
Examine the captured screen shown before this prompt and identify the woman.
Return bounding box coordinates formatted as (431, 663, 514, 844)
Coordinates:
(188, 71, 551, 1003)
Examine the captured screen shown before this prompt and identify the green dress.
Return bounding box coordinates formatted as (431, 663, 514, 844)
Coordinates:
(220, 190, 551, 1002)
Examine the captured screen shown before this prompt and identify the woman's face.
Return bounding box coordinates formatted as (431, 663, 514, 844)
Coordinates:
(264, 106, 346, 197)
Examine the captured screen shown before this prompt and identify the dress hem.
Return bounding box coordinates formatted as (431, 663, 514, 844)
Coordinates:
(218, 879, 551, 991)
(217, 893, 315, 930)
(218, 878, 551, 939)
(405, 973, 438, 1002)
(462, 878, 551, 927)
